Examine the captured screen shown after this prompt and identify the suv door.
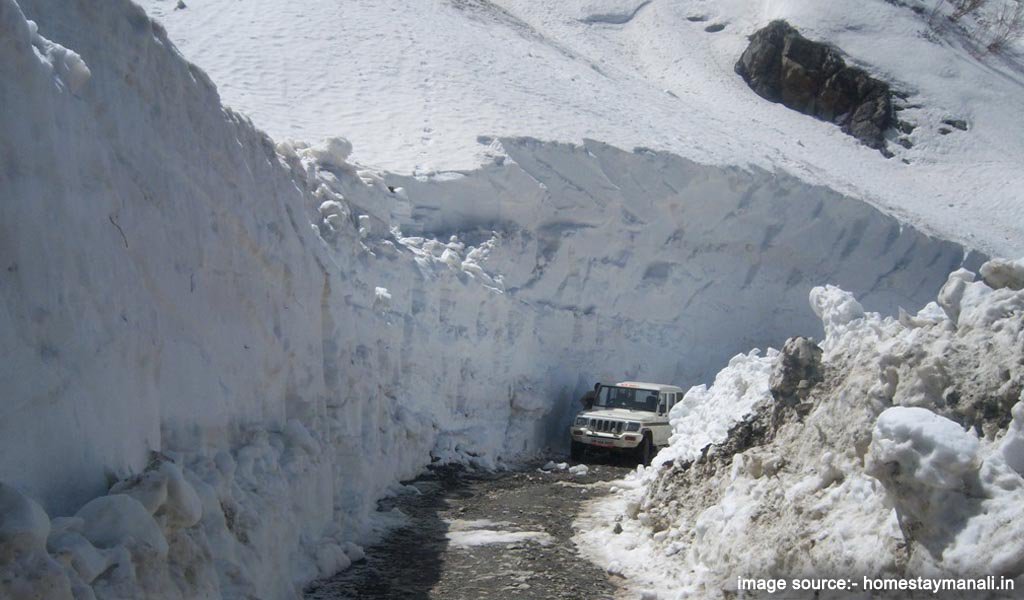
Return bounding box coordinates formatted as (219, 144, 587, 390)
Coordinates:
(652, 393, 671, 445)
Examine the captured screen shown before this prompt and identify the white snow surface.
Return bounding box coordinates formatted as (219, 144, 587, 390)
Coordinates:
(445, 525, 554, 549)
(0, 0, 1016, 598)
(444, 517, 554, 547)
(136, 0, 1024, 256)
(578, 261, 1024, 598)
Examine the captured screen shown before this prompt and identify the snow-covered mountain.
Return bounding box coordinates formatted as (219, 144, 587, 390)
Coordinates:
(0, 0, 1021, 598)
(138, 0, 1024, 256)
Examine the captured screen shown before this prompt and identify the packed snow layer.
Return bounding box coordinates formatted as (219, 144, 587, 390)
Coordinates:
(0, 0, 998, 598)
(137, 0, 1024, 256)
(578, 261, 1024, 598)
(385, 136, 984, 409)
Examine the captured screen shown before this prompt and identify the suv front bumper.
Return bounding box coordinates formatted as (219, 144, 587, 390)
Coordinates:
(570, 427, 643, 449)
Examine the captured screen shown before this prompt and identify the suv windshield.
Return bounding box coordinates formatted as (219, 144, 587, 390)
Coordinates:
(595, 386, 659, 412)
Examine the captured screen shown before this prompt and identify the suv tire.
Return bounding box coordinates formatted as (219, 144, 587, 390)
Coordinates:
(570, 440, 586, 462)
(638, 434, 655, 466)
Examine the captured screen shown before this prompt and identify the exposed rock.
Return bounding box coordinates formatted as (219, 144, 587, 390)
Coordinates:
(942, 118, 968, 131)
(770, 336, 823, 403)
(735, 20, 894, 151)
(704, 23, 726, 33)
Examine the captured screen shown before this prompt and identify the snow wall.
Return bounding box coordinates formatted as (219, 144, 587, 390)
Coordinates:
(0, 0, 984, 598)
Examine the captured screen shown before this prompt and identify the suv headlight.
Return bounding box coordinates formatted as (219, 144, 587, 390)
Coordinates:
(625, 421, 641, 432)
(575, 417, 589, 427)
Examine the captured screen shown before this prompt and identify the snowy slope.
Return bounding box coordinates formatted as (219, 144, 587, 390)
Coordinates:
(137, 0, 1024, 256)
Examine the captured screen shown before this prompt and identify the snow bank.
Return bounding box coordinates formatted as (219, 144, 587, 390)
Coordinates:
(658, 350, 778, 468)
(0, 0, 994, 598)
(580, 259, 1024, 598)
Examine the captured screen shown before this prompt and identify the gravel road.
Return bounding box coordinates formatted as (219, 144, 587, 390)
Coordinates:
(305, 458, 635, 599)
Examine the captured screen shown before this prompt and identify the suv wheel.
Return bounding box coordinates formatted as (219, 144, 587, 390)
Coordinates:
(638, 434, 655, 466)
(570, 440, 586, 462)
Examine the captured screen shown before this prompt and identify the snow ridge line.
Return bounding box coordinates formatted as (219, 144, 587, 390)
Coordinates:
(580, 0, 654, 25)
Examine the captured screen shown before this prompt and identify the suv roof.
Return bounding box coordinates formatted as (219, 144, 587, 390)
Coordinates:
(613, 381, 684, 393)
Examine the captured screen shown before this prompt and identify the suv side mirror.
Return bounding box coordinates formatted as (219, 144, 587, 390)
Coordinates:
(657, 399, 667, 416)
(581, 390, 595, 409)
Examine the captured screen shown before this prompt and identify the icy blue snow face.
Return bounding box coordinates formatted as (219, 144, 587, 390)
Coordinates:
(387, 137, 984, 394)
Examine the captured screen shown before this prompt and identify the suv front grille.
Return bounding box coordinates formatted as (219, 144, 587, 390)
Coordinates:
(589, 419, 623, 434)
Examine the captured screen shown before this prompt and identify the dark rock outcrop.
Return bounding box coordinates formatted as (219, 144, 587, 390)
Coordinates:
(770, 336, 824, 403)
(736, 20, 894, 151)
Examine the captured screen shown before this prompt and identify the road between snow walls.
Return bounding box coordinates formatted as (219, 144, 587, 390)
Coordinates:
(0, 0, 1005, 599)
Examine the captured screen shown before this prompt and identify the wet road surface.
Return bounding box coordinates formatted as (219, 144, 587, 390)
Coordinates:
(305, 457, 635, 600)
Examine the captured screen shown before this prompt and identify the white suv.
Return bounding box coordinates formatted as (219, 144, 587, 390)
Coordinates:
(569, 381, 684, 465)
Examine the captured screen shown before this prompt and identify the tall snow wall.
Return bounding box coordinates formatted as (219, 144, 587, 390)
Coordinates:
(385, 137, 985, 436)
(0, 0, 983, 598)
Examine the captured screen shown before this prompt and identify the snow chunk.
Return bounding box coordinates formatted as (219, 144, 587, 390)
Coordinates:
(809, 285, 864, 340)
(440, 247, 462, 270)
(867, 407, 979, 492)
(357, 214, 371, 239)
(75, 495, 168, 557)
(46, 522, 109, 584)
(315, 543, 350, 578)
(344, 541, 365, 562)
(306, 137, 353, 169)
(0, 483, 70, 599)
(568, 464, 590, 476)
(0, 482, 51, 559)
(999, 395, 1024, 477)
(27, 19, 92, 94)
(318, 196, 350, 232)
(980, 257, 1024, 291)
(867, 405, 1024, 575)
(109, 461, 202, 529)
(936, 268, 976, 325)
